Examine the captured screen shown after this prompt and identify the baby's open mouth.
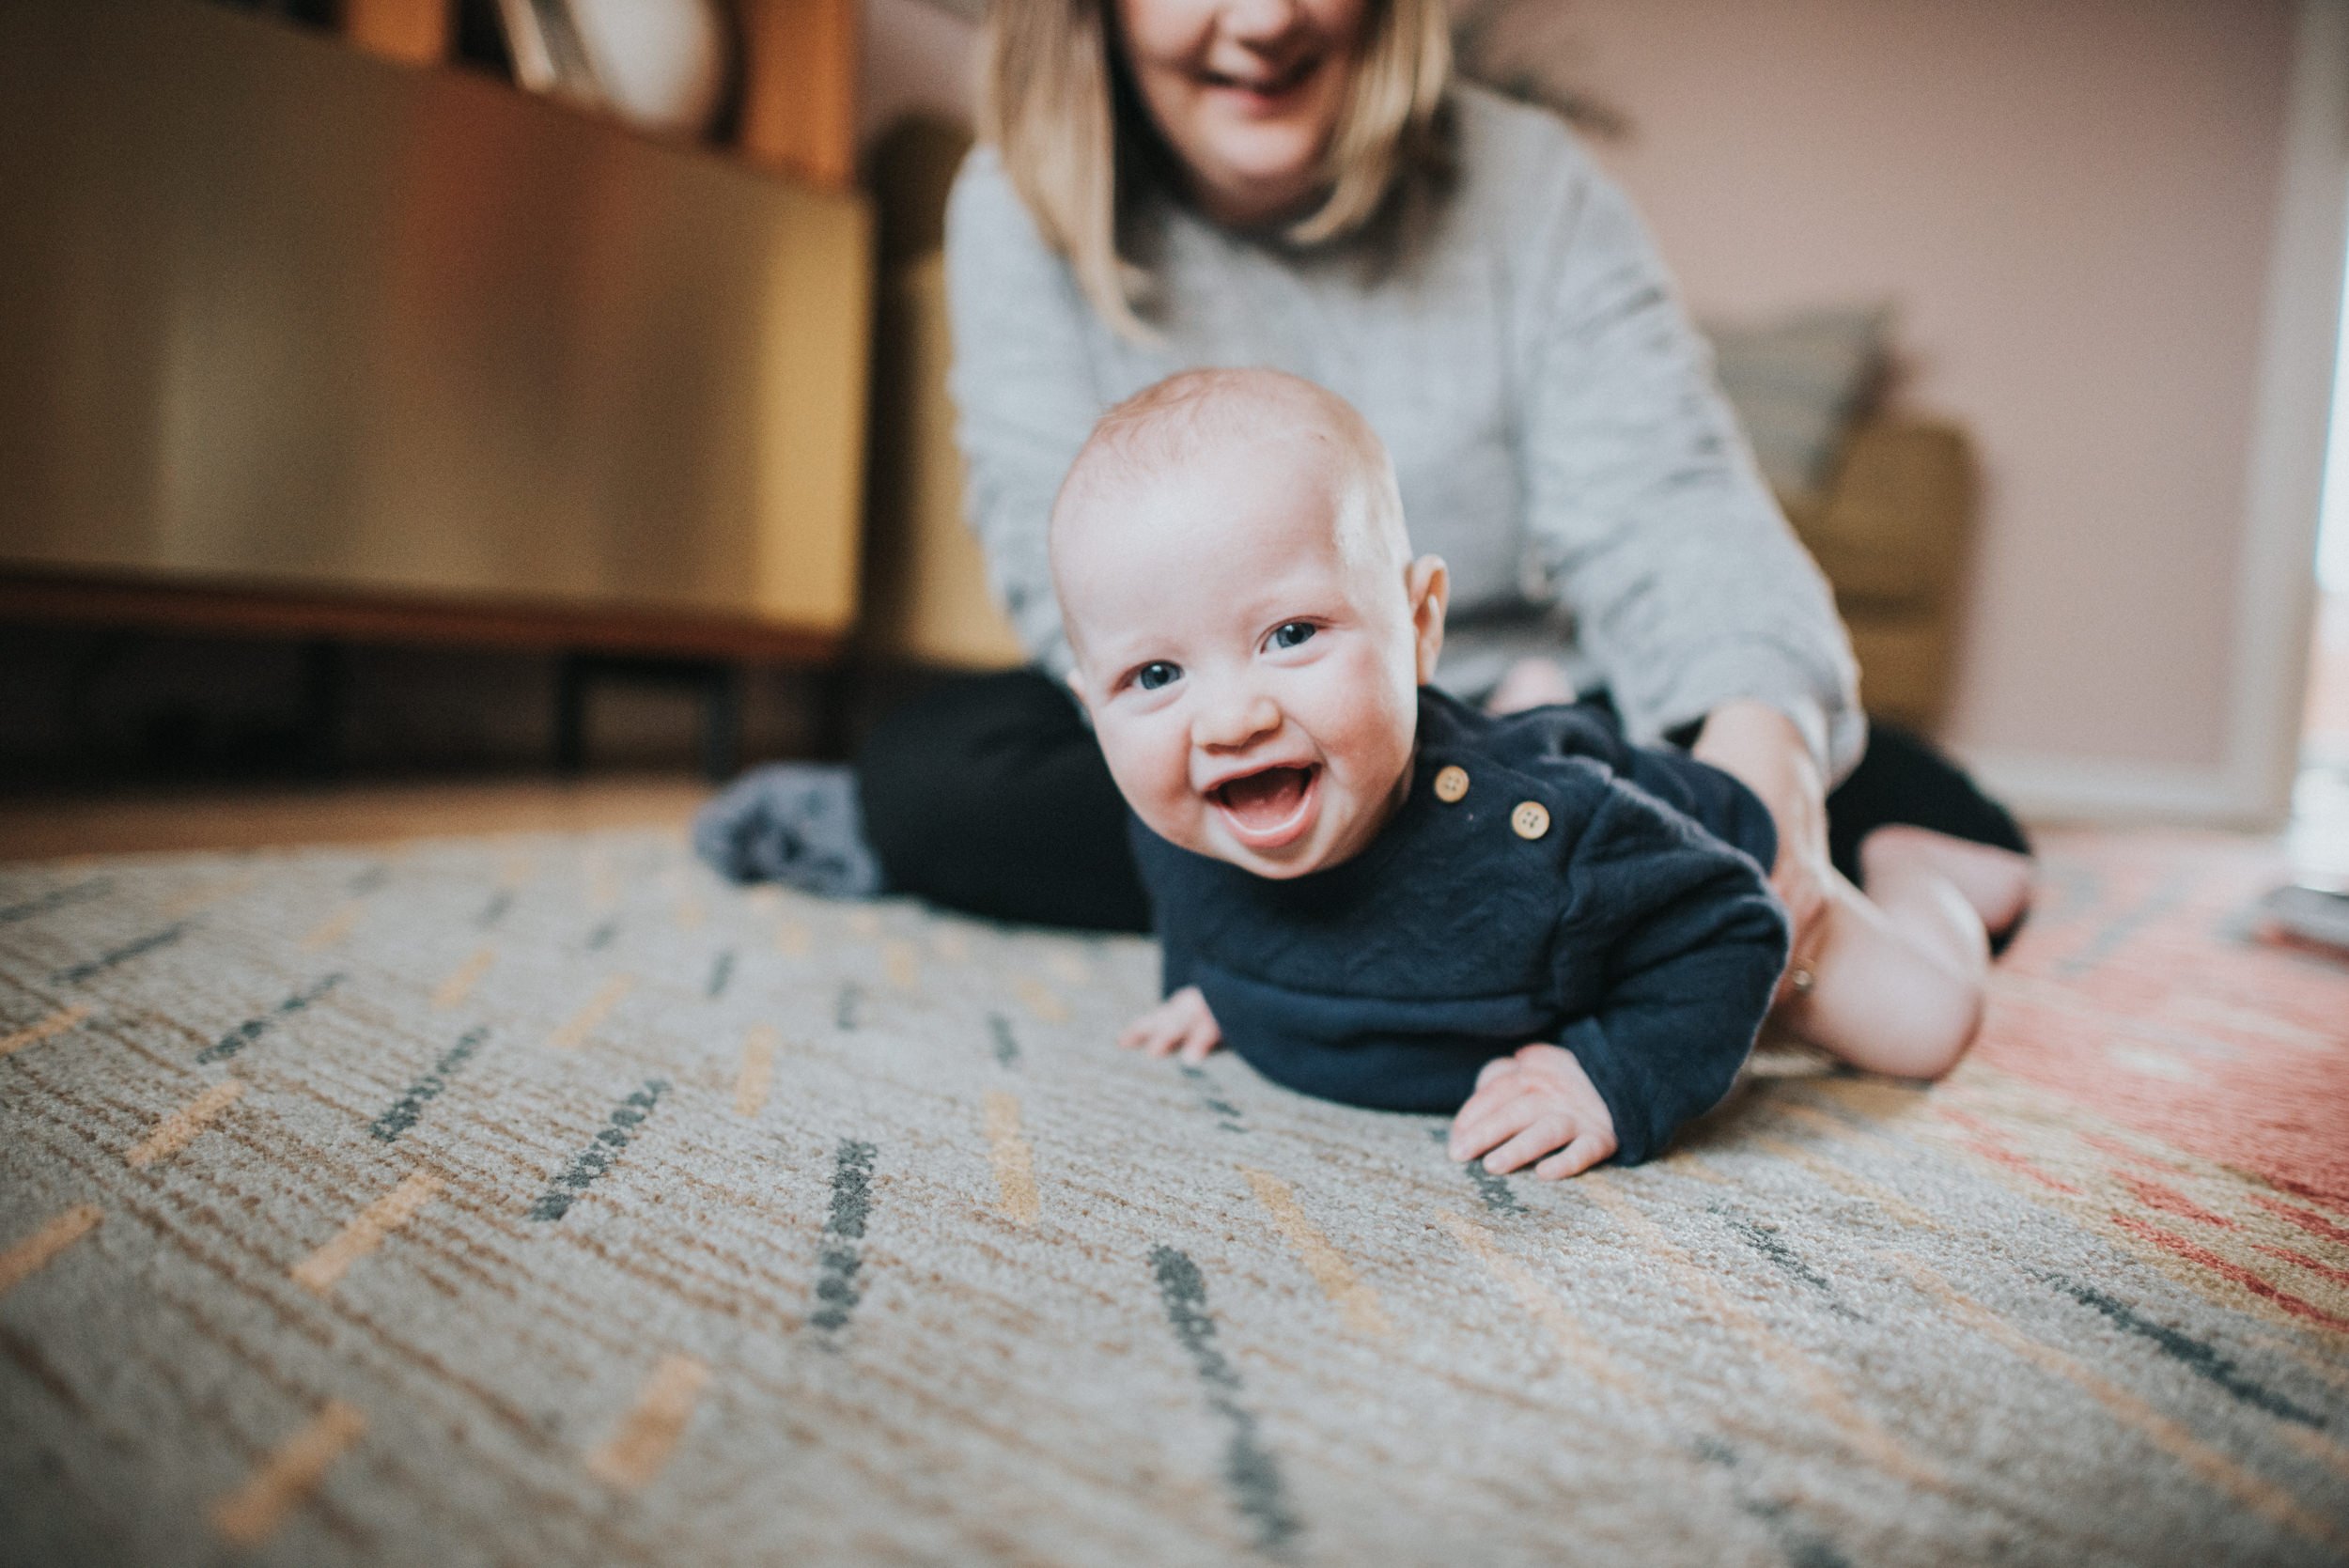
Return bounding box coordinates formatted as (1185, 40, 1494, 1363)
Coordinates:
(1210, 765, 1318, 844)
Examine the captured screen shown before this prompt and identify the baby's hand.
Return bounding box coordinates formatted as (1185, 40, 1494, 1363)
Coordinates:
(1118, 985, 1223, 1064)
(1448, 1044, 1619, 1179)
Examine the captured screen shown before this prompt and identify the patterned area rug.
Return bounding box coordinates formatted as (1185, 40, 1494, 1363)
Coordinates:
(1, 824, 2344, 1566)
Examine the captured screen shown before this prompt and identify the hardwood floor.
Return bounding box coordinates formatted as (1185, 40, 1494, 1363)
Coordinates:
(0, 775, 709, 862)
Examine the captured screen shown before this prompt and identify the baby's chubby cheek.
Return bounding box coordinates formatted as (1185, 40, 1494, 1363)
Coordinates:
(1094, 714, 1207, 849)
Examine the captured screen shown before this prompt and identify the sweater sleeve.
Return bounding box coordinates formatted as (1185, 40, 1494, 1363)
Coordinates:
(941, 149, 1106, 680)
(1506, 127, 1864, 782)
(1548, 767, 1790, 1164)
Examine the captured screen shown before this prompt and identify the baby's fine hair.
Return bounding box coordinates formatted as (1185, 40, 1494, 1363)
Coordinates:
(1050, 367, 1410, 573)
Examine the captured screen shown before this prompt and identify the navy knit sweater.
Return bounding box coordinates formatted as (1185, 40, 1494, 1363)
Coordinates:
(1130, 689, 1790, 1165)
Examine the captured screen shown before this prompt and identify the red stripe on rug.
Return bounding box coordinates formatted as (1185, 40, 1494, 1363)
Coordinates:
(2252, 1245, 2349, 1291)
(2113, 1214, 2349, 1333)
(2265, 1172, 2349, 1212)
(1935, 1107, 2084, 1195)
(2077, 1132, 2189, 1173)
(1961, 1139, 2082, 1196)
(2114, 1172, 2236, 1229)
(2250, 1193, 2349, 1249)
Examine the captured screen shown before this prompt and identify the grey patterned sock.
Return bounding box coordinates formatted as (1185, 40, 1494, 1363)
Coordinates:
(692, 763, 887, 899)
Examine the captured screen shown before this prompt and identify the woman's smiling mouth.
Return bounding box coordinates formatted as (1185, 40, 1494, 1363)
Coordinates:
(1199, 54, 1320, 106)
(1208, 764, 1320, 847)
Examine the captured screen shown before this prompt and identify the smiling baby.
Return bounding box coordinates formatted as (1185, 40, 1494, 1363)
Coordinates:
(1050, 367, 1974, 1175)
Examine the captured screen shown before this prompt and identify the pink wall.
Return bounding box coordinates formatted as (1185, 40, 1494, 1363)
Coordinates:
(860, 0, 2307, 772)
(1565, 0, 2299, 768)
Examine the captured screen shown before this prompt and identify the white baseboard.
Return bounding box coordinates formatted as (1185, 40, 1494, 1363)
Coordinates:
(1957, 748, 2282, 830)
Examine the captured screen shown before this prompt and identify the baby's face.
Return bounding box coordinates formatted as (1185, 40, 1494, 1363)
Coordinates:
(1059, 437, 1444, 878)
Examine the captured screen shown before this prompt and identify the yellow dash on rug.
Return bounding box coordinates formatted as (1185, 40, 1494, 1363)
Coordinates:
(1012, 976, 1069, 1025)
(127, 1080, 245, 1168)
(1900, 1256, 2347, 1547)
(1243, 1168, 1393, 1337)
(1438, 1212, 1640, 1396)
(1045, 949, 1089, 988)
(0, 1004, 91, 1059)
(847, 908, 881, 939)
(209, 1400, 366, 1548)
(884, 939, 920, 990)
(431, 947, 495, 1011)
(587, 1355, 709, 1490)
(291, 1172, 445, 1295)
(1584, 1178, 1945, 1492)
(735, 1026, 778, 1118)
(548, 976, 634, 1051)
(777, 920, 811, 958)
(674, 898, 705, 931)
(984, 1092, 1041, 1227)
(300, 901, 364, 953)
(933, 928, 971, 964)
(0, 1205, 102, 1297)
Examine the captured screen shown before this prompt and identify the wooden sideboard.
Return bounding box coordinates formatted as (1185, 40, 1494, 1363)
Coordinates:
(0, 0, 872, 681)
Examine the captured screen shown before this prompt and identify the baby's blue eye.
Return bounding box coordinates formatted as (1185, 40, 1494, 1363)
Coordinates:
(1136, 661, 1181, 691)
(1269, 622, 1316, 650)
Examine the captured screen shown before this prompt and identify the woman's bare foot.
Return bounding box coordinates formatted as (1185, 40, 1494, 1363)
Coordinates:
(1859, 826, 2033, 935)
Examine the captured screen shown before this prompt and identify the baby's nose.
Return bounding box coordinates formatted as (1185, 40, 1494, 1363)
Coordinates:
(1195, 689, 1281, 749)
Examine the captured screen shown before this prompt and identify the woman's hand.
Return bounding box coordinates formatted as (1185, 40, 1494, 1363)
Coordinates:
(1690, 700, 1833, 992)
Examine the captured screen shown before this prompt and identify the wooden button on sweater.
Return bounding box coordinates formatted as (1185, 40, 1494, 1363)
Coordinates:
(1434, 765, 1470, 802)
(1511, 801, 1550, 840)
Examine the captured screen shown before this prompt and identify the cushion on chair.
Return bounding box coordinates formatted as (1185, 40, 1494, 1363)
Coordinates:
(1704, 304, 1890, 505)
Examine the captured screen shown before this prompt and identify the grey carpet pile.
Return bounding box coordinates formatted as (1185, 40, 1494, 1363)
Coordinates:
(1, 826, 2344, 1566)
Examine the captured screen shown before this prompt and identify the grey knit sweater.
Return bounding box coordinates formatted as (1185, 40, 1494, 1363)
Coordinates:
(944, 84, 1862, 779)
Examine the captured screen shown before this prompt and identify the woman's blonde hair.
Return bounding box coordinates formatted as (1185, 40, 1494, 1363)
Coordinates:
(983, 0, 1453, 339)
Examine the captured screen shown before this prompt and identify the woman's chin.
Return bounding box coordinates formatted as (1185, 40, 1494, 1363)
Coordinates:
(1190, 138, 1330, 222)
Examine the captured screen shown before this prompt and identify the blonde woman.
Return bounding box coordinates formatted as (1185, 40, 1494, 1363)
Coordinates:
(710, 0, 2030, 999)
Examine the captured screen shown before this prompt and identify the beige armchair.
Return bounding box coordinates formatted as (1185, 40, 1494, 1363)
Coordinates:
(1781, 421, 1976, 732)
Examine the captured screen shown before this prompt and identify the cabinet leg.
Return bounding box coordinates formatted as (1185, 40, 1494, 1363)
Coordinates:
(703, 664, 742, 783)
(554, 654, 588, 775)
(298, 638, 347, 779)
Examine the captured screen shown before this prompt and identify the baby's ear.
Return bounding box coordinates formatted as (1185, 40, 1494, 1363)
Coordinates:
(1406, 554, 1448, 684)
